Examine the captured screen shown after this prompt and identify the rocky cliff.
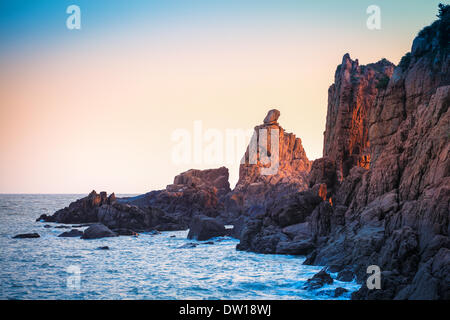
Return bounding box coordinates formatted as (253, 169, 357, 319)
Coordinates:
(235, 7, 449, 299)
(306, 11, 450, 299)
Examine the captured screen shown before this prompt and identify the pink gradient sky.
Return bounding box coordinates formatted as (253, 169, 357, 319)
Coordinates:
(0, 1, 442, 193)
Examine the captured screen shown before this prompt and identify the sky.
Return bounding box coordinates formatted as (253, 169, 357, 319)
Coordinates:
(0, 0, 444, 193)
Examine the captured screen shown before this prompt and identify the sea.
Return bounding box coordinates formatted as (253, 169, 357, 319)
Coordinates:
(0, 194, 360, 300)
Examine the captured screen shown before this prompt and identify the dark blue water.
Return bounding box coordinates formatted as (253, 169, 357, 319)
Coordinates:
(0, 194, 359, 299)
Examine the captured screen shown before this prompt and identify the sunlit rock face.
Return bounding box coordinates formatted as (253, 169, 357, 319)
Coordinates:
(323, 54, 395, 181)
(226, 109, 312, 216)
(171, 166, 231, 197)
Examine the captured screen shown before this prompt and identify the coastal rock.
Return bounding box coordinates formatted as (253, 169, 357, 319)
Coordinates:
(97, 202, 185, 232)
(36, 190, 116, 224)
(58, 229, 83, 237)
(334, 287, 349, 297)
(304, 269, 333, 290)
(275, 239, 315, 255)
(81, 224, 117, 239)
(337, 270, 354, 282)
(124, 167, 231, 223)
(173, 166, 231, 197)
(187, 215, 227, 241)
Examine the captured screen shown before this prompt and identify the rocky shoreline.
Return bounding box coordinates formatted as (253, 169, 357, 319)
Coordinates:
(32, 9, 449, 300)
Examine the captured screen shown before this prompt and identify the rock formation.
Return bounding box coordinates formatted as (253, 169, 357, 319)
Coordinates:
(225, 109, 311, 218)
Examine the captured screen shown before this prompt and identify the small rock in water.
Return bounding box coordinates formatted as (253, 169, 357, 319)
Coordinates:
(178, 243, 198, 249)
(203, 241, 214, 245)
(334, 287, 349, 297)
(44, 225, 52, 228)
(303, 269, 333, 290)
(13, 233, 40, 239)
(97, 246, 110, 250)
(170, 235, 176, 238)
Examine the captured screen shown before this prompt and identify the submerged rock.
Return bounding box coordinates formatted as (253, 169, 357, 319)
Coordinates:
(178, 243, 198, 249)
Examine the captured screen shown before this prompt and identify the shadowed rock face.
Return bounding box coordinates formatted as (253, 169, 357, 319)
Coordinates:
(187, 215, 227, 241)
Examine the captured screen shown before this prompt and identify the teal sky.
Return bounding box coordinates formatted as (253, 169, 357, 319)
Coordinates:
(0, 0, 444, 62)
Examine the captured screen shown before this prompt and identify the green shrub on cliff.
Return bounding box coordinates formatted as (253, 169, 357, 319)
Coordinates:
(376, 75, 390, 90)
(417, 3, 449, 48)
